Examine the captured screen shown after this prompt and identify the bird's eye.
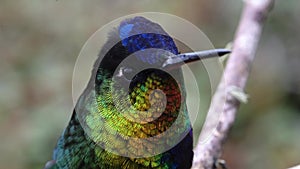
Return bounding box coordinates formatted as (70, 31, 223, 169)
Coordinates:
(117, 67, 135, 80)
(123, 67, 133, 74)
(123, 67, 136, 80)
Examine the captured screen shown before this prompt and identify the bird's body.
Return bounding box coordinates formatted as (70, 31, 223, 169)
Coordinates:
(48, 17, 194, 169)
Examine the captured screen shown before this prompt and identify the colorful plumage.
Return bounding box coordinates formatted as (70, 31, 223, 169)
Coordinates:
(45, 16, 229, 169)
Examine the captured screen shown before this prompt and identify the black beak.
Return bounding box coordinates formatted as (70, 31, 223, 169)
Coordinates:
(162, 48, 231, 69)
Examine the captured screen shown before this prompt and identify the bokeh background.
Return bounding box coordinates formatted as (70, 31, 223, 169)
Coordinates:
(1, 1, 300, 169)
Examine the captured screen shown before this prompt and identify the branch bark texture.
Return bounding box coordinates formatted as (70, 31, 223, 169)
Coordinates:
(192, 0, 274, 168)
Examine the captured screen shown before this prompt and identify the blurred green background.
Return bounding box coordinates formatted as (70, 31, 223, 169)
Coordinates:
(1, 1, 300, 169)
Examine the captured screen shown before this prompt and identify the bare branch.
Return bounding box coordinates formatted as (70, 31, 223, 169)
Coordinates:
(192, 0, 275, 168)
(288, 165, 300, 169)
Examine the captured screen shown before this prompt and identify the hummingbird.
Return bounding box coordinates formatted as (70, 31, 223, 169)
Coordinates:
(44, 16, 230, 169)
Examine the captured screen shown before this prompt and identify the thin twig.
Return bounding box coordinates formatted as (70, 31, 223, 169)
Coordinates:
(192, 0, 275, 168)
